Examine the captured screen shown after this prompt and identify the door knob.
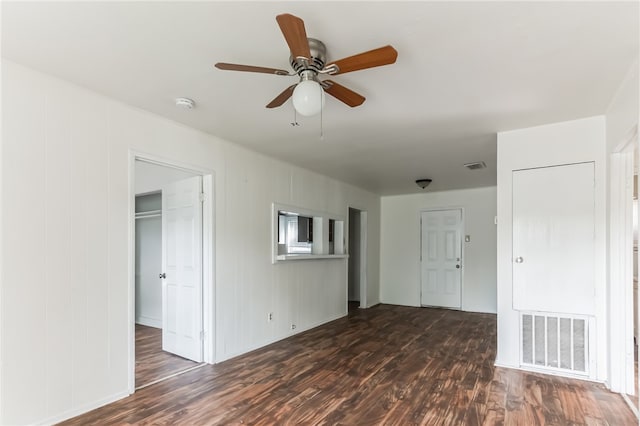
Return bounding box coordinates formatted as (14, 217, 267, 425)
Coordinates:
(514, 257, 524, 264)
(159, 273, 166, 279)
(456, 265, 460, 269)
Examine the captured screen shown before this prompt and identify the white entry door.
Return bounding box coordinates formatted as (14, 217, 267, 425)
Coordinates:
(420, 209, 462, 309)
(512, 162, 595, 315)
(161, 176, 203, 362)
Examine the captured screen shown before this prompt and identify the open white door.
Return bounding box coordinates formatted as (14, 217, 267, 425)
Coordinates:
(161, 176, 203, 362)
(420, 209, 462, 309)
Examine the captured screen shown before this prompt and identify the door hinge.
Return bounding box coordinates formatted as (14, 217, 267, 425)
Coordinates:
(199, 193, 206, 203)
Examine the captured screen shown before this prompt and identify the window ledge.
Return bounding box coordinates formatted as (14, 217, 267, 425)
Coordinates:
(275, 254, 349, 261)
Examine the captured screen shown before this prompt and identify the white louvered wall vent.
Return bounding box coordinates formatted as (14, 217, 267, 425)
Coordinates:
(521, 312, 588, 375)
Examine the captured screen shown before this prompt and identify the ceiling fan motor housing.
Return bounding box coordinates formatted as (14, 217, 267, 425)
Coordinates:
(290, 38, 327, 77)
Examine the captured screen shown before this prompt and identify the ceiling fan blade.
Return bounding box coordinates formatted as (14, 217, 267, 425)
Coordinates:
(215, 63, 290, 76)
(266, 84, 296, 108)
(322, 80, 365, 107)
(276, 13, 311, 60)
(326, 45, 398, 75)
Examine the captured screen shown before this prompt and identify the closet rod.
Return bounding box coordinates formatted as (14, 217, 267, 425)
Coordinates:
(136, 214, 161, 219)
(135, 210, 161, 219)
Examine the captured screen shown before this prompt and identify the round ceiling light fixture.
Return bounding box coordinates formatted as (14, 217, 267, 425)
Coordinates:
(416, 178, 432, 189)
(292, 78, 325, 117)
(175, 97, 196, 110)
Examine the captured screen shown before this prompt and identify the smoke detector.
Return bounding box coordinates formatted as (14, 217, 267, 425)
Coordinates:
(175, 97, 195, 110)
(463, 161, 486, 170)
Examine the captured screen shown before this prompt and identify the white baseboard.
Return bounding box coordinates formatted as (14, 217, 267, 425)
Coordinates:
(622, 393, 639, 419)
(136, 315, 162, 328)
(462, 307, 498, 315)
(493, 362, 601, 383)
(379, 300, 421, 308)
(215, 311, 347, 363)
(37, 390, 129, 425)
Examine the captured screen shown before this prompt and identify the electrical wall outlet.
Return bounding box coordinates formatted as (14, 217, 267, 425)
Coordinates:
(268, 312, 273, 322)
(291, 324, 296, 330)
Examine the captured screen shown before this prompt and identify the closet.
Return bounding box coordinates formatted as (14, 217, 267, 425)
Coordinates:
(135, 193, 162, 328)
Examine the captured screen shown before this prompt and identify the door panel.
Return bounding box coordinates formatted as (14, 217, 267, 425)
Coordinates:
(161, 176, 203, 362)
(512, 162, 595, 315)
(420, 209, 462, 309)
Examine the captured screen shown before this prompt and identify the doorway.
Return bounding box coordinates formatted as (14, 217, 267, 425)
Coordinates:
(631, 169, 638, 412)
(348, 208, 367, 310)
(130, 156, 214, 392)
(135, 190, 199, 387)
(609, 128, 638, 410)
(420, 208, 463, 309)
(633, 141, 639, 413)
(610, 130, 639, 412)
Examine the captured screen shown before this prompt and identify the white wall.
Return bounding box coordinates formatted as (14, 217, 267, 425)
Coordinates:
(0, 60, 381, 425)
(496, 116, 607, 382)
(380, 187, 497, 313)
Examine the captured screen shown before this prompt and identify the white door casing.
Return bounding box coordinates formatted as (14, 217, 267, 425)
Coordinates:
(161, 176, 203, 362)
(609, 141, 635, 394)
(420, 209, 463, 309)
(512, 162, 596, 315)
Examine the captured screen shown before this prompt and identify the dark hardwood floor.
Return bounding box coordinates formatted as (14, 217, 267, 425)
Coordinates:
(62, 306, 635, 425)
(135, 324, 199, 388)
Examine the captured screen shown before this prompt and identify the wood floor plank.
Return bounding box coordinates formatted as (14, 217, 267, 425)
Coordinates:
(60, 305, 636, 425)
(135, 324, 199, 388)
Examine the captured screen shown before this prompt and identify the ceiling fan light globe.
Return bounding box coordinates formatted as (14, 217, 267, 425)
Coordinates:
(292, 80, 325, 116)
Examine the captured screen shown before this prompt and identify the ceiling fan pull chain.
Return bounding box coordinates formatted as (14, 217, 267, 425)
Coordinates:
(291, 107, 300, 127)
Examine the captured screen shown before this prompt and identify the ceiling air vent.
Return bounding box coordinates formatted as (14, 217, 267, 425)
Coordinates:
(463, 161, 486, 170)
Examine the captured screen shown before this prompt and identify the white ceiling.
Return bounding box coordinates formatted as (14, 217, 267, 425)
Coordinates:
(2, 1, 638, 195)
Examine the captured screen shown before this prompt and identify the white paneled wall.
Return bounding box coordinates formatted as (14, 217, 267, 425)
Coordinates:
(496, 116, 607, 381)
(379, 187, 497, 313)
(0, 60, 381, 425)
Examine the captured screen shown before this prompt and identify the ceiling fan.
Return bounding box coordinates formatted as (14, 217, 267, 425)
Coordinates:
(214, 13, 398, 116)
